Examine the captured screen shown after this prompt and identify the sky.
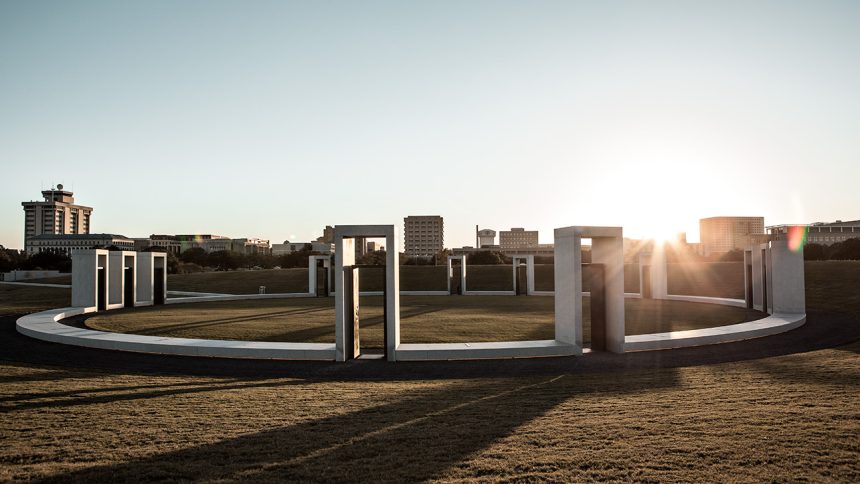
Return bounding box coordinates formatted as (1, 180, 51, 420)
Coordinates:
(2, 0, 859, 251)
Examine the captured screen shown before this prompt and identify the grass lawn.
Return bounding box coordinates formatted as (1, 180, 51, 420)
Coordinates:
(167, 268, 310, 294)
(166, 265, 554, 294)
(3, 262, 748, 298)
(0, 341, 857, 482)
(0, 284, 70, 317)
(15, 274, 72, 285)
(86, 296, 764, 347)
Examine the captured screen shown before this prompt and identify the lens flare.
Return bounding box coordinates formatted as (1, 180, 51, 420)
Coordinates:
(787, 225, 808, 252)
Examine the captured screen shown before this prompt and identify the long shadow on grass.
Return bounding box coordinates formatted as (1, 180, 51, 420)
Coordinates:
(0, 378, 246, 405)
(0, 378, 304, 413)
(36, 369, 681, 482)
(360, 305, 444, 328)
(100, 307, 331, 336)
(0, 369, 118, 385)
(271, 305, 444, 343)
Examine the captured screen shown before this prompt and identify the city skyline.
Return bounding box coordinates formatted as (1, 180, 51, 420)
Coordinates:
(10, 184, 857, 256)
(2, 1, 859, 250)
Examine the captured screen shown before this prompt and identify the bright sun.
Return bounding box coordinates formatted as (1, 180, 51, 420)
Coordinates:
(640, 222, 681, 244)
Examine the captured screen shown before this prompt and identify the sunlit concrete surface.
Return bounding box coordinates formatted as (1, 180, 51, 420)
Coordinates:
(624, 313, 806, 351)
(71, 249, 109, 310)
(73, 250, 167, 311)
(638, 249, 668, 300)
(664, 295, 747, 307)
(16, 306, 336, 360)
(136, 252, 167, 307)
(396, 340, 577, 361)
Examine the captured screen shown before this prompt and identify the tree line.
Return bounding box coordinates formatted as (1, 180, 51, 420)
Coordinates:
(4, 238, 858, 275)
(802, 239, 860, 261)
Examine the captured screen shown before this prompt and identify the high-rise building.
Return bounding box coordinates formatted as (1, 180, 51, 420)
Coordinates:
(404, 215, 444, 258)
(699, 216, 765, 256)
(499, 227, 539, 250)
(21, 185, 93, 254)
(316, 226, 334, 244)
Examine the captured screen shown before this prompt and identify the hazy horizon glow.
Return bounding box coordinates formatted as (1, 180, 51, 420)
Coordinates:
(2, 1, 859, 250)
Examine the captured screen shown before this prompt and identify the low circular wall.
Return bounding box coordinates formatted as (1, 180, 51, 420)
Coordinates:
(16, 292, 805, 361)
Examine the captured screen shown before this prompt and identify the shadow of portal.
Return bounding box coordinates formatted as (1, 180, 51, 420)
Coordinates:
(38, 370, 680, 482)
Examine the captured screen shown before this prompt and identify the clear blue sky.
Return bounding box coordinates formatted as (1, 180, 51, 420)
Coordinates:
(2, 0, 859, 250)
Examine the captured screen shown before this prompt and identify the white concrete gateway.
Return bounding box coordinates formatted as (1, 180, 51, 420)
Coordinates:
(333, 225, 400, 361)
(16, 224, 809, 362)
(308, 255, 332, 297)
(71, 250, 166, 311)
(512, 255, 535, 295)
(446, 255, 466, 295)
(554, 226, 626, 353)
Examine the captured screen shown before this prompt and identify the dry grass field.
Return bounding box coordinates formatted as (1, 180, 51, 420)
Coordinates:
(0, 284, 71, 317)
(0, 261, 858, 481)
(0, 344, 857, 482)
(16, 260, 744, 296)
(85, 296, 764, 348)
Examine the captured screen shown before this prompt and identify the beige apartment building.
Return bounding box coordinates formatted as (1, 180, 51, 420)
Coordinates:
(699, 216, 765, 256)
(21, 185, 93, 254)
(404, 215, 444, 258)
(499, 227, 539, 250)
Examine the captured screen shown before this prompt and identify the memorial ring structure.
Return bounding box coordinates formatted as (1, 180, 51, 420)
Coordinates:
(17, 224, 807, 363)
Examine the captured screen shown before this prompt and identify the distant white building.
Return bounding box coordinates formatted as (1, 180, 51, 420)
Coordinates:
(137, 235, 182, 255)
(769, 220, 860, 245)
(231, 238, 271, 255)
(272, 241, 333, 256)
(174, 234, 233, 253)
(26, 233, 134, 255)
(477, 229, 496, 248)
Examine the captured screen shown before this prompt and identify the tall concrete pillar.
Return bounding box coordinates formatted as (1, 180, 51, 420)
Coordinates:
(770, 239, 806, 314)
(553, 228, 583, 349)
(591, 234, 625, 353)
(334, 237, 356, 362)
